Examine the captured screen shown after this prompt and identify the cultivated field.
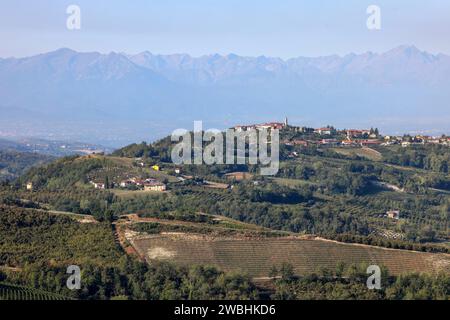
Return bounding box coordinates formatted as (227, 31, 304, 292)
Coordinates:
(130, 233, 450, 277)
(111, 189, 169, 199)
(0, 283, 70, 300)
(332, 147, 383, 161)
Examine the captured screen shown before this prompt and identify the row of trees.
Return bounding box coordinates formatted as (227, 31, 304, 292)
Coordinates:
(382, 145, 449, 173)
(271, 263, 449, 300)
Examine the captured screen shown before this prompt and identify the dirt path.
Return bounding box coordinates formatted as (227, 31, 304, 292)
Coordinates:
(362, 147, 383, 160)
(0, 265, 22, 272)
(16, 205, 97, 223)
(112, 222, 145, 261)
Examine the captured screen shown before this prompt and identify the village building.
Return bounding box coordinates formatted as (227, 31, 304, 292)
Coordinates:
(26, 182, 33, 191)
(256, 122, 286, 130)
(360, 139, 382, 147)
(233, 119, 288, 132)
(320, 139, 339, 146)
(341, 140, 356, 147)
(347, 129, 370, 138)
(314, 127, 332, 135)
(291, 139, 308, 147)
(134, 180, 146, 186)
(401, 141, 411, 147)
(428, 138, 441, 145)
(233, 125, 256, 132)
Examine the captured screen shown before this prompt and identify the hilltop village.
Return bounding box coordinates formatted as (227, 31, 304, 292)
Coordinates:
(233, 118, 450, 148)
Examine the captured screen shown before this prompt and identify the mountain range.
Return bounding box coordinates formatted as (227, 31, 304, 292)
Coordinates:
(1, 45, 449, 146)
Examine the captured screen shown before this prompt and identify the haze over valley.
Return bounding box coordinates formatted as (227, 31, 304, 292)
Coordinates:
(1, 45, 449, 146)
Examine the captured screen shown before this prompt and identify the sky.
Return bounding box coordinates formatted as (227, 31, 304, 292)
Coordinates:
(1, 0, 450, 58)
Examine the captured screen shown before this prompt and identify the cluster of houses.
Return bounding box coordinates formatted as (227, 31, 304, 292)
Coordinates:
(284, 124, 450, 148)
(230, 119, 450, 150)
(90, 177, 167, 192)
(233, 118, 289, 132)
(382, 135, 450, 147)
(285, 138, 384, 148)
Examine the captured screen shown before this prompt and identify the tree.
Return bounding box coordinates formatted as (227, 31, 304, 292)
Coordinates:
(280, 263, 295, 281)
(269, 265, 278, 278)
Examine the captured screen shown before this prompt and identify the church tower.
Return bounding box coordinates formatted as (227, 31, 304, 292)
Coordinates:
(284, 116, 288, 127)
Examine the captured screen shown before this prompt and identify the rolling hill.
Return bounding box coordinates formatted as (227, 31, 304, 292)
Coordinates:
(123, 217, 450, 278)
(0, 150, 53, 181)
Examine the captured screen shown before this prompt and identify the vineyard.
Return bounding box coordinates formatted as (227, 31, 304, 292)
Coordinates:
(178, 187, 234, 202)
(131, 234, 450, 278)
(331, 147, 383, 161)
(0, 283, 70, 300)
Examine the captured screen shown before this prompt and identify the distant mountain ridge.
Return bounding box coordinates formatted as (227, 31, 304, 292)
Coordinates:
(128, 45, 450, 85)
(1, 46, 449, 145)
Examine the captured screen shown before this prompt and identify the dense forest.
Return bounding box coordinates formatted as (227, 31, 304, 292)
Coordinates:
(270, 263, 449, 300)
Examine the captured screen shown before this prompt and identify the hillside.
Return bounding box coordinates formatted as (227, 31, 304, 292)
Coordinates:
(0, 283, 71, 300)
(8, 134, 449, 245)
(0, 140, 449, 299)
(112, 212, 450, 278)
(130, 231, 450, 278)
(0, 150, 53, 181)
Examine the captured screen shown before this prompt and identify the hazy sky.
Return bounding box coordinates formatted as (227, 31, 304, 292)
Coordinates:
(1, 0, 449, 58)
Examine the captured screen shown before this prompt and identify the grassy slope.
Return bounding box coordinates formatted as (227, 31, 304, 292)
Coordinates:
(124, 217, 450, 278)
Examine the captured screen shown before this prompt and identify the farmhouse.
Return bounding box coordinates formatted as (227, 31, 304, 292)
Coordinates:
(120, 180, 133, 188)
(133, 179, 146, 186)
(91, 181, 105, 189)
(387, 210, 401, 220)
(292, 139, 308, 147)
(144, 181, 167, 192)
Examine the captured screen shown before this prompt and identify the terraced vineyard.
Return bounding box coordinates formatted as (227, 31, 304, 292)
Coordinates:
(0, 283, 70, 300)
(132, 234, 450, 278)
